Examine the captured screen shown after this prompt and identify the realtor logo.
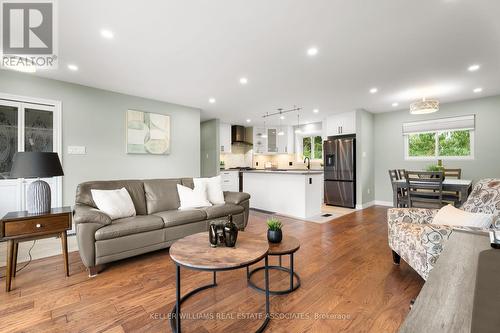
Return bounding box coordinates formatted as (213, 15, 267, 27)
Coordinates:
(1, 0, 58, 71)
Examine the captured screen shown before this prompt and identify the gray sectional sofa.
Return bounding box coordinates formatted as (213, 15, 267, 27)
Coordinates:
(74, 178, 250, 276)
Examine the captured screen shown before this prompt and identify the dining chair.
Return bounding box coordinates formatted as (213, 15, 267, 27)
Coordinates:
(405, 171, 445, 209)
(389, 170, 408, 207)
(443, 168, 462, 206)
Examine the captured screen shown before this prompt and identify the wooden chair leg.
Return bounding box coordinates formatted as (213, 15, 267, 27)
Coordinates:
(392, 250, 401, 265)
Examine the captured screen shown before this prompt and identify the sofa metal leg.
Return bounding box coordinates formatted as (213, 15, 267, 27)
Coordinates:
(88, 266, 99, 277)
(392, 251, 401, 265)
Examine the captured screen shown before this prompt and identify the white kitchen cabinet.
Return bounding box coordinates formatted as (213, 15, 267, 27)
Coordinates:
(220, 170, 239, 192)
(277, 126, 294, 154)
(253, 127, 268, 154)
(325, 111, 356, 136)
(220, 122, 232, 153)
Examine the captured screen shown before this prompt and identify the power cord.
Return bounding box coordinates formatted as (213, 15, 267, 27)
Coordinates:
(0, 240, 36, 279)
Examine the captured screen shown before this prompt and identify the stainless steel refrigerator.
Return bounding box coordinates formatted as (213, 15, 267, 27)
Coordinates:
(323, 135, 356, 208)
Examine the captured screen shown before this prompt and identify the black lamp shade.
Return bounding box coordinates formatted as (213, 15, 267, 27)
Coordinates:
(10, 152, 64, 179)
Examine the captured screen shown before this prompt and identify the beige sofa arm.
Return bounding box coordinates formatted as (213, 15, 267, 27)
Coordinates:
(223, 191, 250, 205)
(73, 203, 112, 226)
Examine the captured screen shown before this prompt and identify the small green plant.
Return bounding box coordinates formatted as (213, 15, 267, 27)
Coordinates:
(426, 164, 444, 172)
(266, 217, 283, 231)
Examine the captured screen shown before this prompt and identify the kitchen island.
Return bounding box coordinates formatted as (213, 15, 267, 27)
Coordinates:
(242, 170, 324, 219)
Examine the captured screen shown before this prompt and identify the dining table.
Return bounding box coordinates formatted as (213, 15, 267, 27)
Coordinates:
(391, 178, 473, 208)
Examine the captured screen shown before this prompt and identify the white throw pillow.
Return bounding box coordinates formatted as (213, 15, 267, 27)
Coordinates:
(433, 204, 494, 229)
(193, 176, 225, 204)
(177, 184, 212, 210)
(91, 188, 136, 220)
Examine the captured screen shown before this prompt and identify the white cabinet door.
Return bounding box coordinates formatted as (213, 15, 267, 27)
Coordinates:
(277, 126, 294, 154)
(325, 111, 356, 136)
(338, 111, 356, 135)
(220, 170, 239, 192)
(253, 127, 267, 154)
(219, 123, 232, 153)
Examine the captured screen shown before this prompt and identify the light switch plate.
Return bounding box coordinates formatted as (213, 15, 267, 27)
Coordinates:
(68, 146, 86, 155)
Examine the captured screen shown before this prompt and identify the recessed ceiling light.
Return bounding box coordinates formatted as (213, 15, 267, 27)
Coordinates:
(208, 97, 216, 104)
(100, 29, 114, 39)
(280, 115, 285, 120)
(473, 87, 483, 93)
(313, 109, 319, 113)
(392, 102, 399, 107)
(67, 64, 79, 71)
(369, 88, 378, 94)
(468, 64, 480, 72)
(239, 77, 248, 85)
(307, 47, 318, 56)
(246, 119, 251, 123)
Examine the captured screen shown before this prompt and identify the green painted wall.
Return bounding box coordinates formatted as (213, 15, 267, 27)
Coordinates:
(0, 70, 201, 205)
(200, 119, 220, 177)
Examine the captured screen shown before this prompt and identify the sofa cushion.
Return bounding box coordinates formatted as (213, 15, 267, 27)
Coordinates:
(76, 180, 148, 215)
(461, 178, 500, 228)
(154, 209, 207, 228)
(203, 203, 244, 219)
(95, 215, 164, 241)
(143, 179, 182, 214)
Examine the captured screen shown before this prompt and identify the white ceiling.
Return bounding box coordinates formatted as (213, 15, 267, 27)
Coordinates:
(29, 0, 500, 126)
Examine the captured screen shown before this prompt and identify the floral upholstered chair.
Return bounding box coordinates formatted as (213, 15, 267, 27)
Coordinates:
(387, 178, 500, 280)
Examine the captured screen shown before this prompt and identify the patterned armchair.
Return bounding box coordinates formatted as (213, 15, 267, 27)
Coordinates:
(388, 178, 500, 280)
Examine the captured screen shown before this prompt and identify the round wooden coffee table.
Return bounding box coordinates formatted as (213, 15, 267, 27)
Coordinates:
(169, 232, 270, 333)
(247, 235, 301, 295)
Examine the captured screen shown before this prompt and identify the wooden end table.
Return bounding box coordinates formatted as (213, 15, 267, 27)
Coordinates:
(169, 232, 270, 333)
(247, 235, 301, 295)
(1, 207, 72, 292)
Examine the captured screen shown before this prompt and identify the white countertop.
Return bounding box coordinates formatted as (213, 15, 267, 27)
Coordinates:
(242, 169, 323, 175)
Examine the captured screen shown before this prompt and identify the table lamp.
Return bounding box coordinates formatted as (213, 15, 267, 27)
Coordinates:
(10, 152, 64, 214)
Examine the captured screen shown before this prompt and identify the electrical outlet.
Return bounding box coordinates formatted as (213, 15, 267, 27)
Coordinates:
(68, 146, 86, 155)
(289, 161, 293, 166)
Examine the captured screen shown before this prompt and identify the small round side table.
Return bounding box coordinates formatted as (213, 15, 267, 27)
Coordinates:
(247, 235, 301, 295)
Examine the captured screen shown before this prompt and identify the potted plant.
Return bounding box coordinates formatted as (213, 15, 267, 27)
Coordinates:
(267, 217, 283, 243)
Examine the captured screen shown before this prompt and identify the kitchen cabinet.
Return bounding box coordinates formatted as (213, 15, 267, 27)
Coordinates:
(220, 170, 239, 192)
(277, 126, 294, 154)
(325, 111, 356, 136)
(253, 126, 293, 154)
(253, 127, 267, 154)
(220, 122, 232, 153)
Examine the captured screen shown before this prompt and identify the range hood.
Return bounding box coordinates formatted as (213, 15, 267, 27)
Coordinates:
(231, 125, 253, 145)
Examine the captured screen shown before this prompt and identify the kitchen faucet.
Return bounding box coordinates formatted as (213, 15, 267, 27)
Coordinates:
(304, 157, 310, 170)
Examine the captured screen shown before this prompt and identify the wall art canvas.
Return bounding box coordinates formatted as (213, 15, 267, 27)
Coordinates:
(126, 110, 170, 154)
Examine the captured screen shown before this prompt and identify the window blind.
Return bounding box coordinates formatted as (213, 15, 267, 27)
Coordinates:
(402, 115, 475, 135)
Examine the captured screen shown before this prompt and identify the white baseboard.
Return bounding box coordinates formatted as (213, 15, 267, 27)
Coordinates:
(355, 201, 375, 210)
(0, 235, 79, 267)
(374, 200, 394, 207)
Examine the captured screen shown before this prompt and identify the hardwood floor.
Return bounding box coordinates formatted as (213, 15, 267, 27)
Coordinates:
(0, 206, 424, 332)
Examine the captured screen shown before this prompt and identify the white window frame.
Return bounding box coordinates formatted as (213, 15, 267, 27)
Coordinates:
(297, 134, 323, 161)
(404, 129, 475, 161)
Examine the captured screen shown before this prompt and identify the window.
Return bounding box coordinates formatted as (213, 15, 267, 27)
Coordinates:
(302, 135, 323, 160)
(403, 115, 474, 160)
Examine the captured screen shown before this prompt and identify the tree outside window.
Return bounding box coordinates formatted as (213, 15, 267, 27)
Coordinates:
(407, 129, 472, 159)
(302, 135, 323, 160)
